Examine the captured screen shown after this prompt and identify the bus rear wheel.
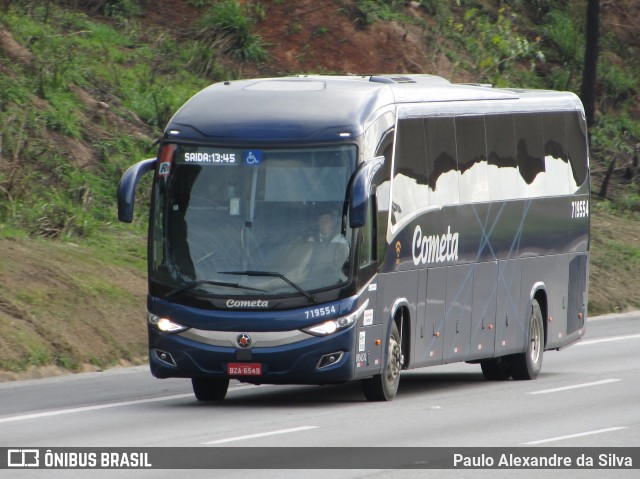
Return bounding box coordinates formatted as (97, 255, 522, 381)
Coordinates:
(192, 377, 229, 401)
(362, 322, 402, 401)
(510, 299, 544, 380)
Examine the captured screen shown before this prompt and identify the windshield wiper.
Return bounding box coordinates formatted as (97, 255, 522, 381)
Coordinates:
(165, 280, 267, 299)
(220, 270, 318, 304)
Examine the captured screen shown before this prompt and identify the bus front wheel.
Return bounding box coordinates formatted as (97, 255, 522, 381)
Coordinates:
(192, 377, 229, 401)
(510, 299, 544, 380)
(362, 322, 402, 401)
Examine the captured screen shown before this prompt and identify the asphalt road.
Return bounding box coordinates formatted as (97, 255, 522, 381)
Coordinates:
(1, 312, 638, 478)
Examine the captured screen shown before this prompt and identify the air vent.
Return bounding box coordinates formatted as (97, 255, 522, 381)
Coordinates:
(370, 76, 416, 84)
(369, 75, 450, 85)
(390, 76, 417, 83)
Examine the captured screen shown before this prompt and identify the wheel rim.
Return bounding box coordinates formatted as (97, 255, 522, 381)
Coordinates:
(385, 335, 402, 384)
(528, 312, 542, 364)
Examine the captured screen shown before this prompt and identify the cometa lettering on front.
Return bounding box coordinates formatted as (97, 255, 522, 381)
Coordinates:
(226, 299, 269, 308)
(412, 225, 459, 265)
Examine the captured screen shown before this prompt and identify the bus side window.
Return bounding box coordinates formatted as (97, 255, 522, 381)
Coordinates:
(425, 117, 458, 206)
(514, 113, 545, 197)
(358, 194, 377, 269)
(542, 111, 571, 196)
(391, 118, 429, 226)
(456, 115, 489, 203)
(486, 114, 519, 201)
(375, 142, 393, 265)
(565, 111, 589, 192)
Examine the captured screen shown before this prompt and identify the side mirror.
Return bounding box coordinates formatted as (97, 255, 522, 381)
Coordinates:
(349, 156, 384, 228)
(117, 158, 157, 223)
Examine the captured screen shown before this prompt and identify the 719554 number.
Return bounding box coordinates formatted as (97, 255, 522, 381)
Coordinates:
(305, 305, 337, 320)
(571, 200, 589, 218)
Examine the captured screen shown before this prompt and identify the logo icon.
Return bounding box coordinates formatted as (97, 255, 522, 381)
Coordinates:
(8, 449, 39, 468)
(236, 334, 253, 349)
(158, 161, 171, 176)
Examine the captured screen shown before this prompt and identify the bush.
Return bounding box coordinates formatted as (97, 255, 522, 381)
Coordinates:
(195, 0, 268, 62)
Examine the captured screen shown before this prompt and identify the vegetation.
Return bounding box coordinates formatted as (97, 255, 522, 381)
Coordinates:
(194, 0, 268, 62)
(0, 0, 638, 376)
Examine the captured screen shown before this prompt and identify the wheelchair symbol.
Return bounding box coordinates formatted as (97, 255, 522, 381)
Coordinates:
(244, 151, 262, 165)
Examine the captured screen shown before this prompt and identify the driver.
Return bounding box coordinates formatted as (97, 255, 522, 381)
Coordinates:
(309, 210, 347, 244)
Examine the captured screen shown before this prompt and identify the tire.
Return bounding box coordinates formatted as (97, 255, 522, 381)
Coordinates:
(362, 322, 403, 401)
(480, 357, 511, 380)
(510, 299, 544, 380)
(191, 377, 229, 401)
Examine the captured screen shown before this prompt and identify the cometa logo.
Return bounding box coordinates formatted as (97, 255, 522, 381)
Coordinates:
(412, 225, 459, 265)
(226, 299, 269, 308)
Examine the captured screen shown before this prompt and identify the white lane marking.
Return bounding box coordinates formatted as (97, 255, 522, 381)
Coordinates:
(522, 427, 627, 445)
(0, 393, 193, 424)
(0, 381, 273, 424)
(576, 333, 640, 346)
(588, 311, 640, 321)
(205, 426, 319, 445)
(527, 378, 621, 395)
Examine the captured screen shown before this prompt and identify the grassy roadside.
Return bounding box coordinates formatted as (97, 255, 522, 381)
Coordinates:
(0, 229, 148, 380)
(589, 201, 640, 316)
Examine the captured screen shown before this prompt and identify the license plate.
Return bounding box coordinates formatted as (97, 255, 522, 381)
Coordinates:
(227, 363, 262, 376)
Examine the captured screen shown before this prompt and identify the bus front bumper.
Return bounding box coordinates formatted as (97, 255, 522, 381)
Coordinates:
(147, 325, 358, 385)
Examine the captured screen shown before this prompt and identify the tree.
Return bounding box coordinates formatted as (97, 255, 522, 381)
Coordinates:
(580, 0, 599, 128)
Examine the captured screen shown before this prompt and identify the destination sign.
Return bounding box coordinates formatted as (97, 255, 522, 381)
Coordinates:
(178, 148, 263, 166)
(182, 151, 237, 164)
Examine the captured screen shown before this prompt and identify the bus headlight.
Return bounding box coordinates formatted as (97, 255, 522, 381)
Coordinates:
(148, 313, 188, 334)
(302, 300, 369, 337)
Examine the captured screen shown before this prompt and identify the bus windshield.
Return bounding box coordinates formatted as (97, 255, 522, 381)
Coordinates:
(151, 144, 357, 298)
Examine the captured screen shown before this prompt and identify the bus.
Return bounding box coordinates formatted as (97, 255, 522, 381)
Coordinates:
(117, 74, 589, 401)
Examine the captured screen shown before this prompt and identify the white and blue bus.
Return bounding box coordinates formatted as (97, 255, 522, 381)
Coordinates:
(118, 75, 589, 401)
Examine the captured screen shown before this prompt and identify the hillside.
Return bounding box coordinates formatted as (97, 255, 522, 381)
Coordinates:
(0, 0, 639, 379)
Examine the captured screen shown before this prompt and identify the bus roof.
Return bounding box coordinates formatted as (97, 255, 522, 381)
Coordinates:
(164, 75, 582, 143)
